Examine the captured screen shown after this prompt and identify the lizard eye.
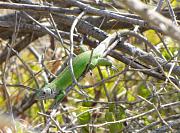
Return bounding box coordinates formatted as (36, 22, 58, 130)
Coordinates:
(43, 87, 51, 95)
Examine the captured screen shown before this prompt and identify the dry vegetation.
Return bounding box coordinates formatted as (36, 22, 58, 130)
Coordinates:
(0, 0, 180, 132)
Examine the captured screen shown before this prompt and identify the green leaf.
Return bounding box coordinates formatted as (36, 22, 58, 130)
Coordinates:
(82, 100, 93, 107)
(105, 111, 122, 133)
(138, 84, 150, 98)
(78, 110, 91, 133)
(78, 111, 90, 124)
(144, 30, 160, 45)
(104, 104, 126, 133)
(127, 91, 136, 102)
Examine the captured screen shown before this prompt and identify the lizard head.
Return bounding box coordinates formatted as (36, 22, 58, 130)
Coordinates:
(35, 87, 57, 100)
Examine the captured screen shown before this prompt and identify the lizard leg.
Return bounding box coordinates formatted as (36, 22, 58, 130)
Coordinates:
(55, 90, 66, 102)
(97, 58, 118, 71)
(97, 58, 112, 66)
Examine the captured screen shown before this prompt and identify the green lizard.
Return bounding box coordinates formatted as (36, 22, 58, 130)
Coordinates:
(35, 31, 120, 101)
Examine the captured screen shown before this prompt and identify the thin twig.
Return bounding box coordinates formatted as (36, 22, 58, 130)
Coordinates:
(65, 101, 180, 131)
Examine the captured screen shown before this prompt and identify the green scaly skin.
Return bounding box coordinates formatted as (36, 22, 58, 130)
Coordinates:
(35, 31, 119, 101)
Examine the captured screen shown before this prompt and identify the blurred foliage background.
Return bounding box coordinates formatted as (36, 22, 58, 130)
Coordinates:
(0, 0, 180, 132)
